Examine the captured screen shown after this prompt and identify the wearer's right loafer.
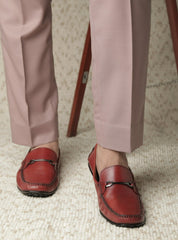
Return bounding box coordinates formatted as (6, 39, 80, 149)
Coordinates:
(88, 144, 146, 227)
(16, 147, 61, 197)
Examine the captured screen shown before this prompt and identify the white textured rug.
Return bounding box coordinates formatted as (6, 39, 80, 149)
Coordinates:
(0, 0, 178, 239)
(0, 127, 177, 240)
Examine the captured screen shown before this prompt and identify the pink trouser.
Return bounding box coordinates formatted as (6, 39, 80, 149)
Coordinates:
(0, 0, 151, 153)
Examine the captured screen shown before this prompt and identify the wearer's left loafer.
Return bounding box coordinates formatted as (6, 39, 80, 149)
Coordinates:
(88, 144, 146, 228)
(16, 147, 61, 197)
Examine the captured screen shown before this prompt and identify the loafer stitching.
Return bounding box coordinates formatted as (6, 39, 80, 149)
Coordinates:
(20, 157, 60, 186)
(100, 191, 144, 219)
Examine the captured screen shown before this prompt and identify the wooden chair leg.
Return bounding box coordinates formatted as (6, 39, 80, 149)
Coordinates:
(165, 0, 178, 74)
(67, 23, 91, 137)
(67, 3, 178, 137)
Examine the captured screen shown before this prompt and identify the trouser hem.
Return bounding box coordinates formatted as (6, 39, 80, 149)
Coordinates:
(10, 114, 59, 147)
(94, 118, 144, 153)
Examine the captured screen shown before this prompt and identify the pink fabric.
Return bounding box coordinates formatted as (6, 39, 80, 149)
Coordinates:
(0, 0, 151, 152)
(89, 0, 151, 152)
(0, 0, 59, 146)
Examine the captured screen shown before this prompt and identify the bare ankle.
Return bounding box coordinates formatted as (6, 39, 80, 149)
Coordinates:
(96, 144, 129, 176)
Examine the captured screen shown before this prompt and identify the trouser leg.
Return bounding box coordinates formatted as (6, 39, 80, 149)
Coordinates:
(0, 0, 59, 147)
(89, 0, 151, 153)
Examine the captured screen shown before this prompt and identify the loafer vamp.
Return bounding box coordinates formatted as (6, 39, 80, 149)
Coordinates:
(16, 147, 60, 196)
(99, 166, 143, 217)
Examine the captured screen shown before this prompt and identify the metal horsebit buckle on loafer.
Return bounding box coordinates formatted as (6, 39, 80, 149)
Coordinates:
(105, 181, 141, 196)
(105, 181, 134, 189)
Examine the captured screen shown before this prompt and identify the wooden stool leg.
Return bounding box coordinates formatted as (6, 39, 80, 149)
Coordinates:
(67, 23, 91, 137)
(165, 0, 178, 74)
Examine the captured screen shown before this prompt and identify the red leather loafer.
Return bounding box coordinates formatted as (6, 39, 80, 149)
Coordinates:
(16, 147, 61, 197)
(88, 144, 145, 227)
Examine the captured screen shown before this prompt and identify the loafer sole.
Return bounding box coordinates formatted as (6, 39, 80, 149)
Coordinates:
(99, 210, 146, 228)
(17, 185, 59, 198)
